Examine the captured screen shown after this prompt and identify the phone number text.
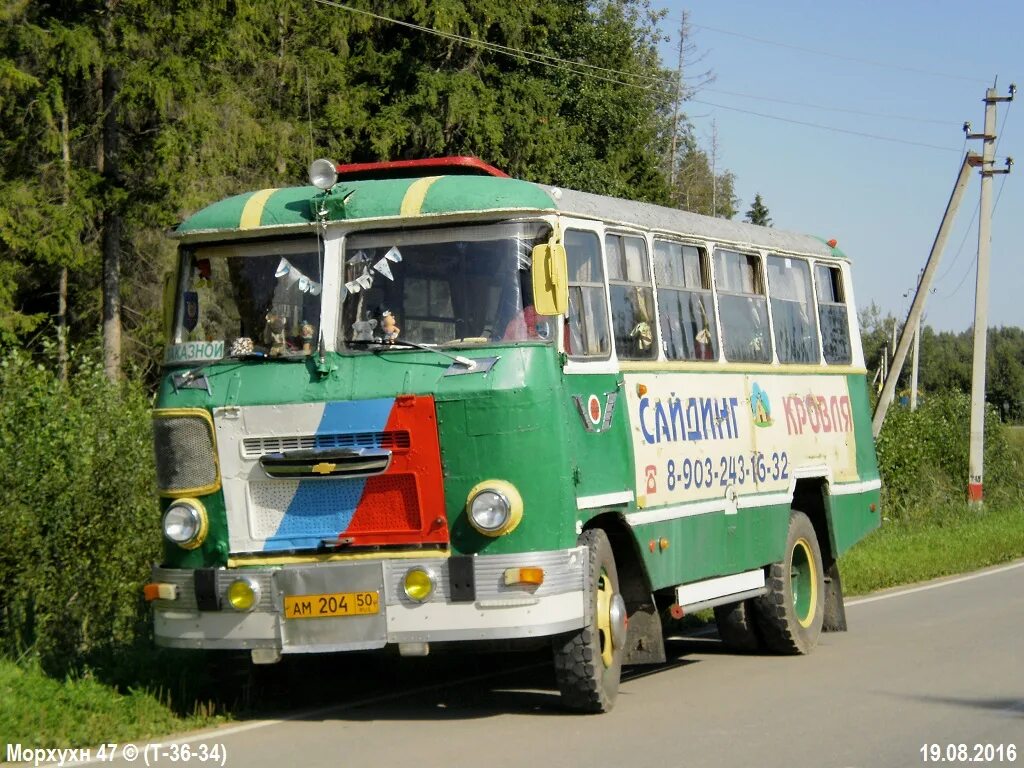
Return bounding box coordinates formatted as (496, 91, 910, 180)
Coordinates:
(665, 451, 790, 492)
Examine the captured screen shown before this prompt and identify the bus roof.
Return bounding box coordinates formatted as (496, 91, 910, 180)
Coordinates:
(175, 174, 846, 260)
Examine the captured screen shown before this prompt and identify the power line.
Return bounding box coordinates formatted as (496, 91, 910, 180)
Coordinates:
(312, 0, 981, 155)
(935, 199, 979, 284)
(313, 0, 676, 89)
(941, 174, 1009, 300)
(935, 100, 1014, 286)
(678, 18, 989, 85)
(688, 98, 964, 153)
(700, 86, 955, 126)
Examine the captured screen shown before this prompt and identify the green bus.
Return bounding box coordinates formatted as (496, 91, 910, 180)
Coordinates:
(147, 156, 880, 712)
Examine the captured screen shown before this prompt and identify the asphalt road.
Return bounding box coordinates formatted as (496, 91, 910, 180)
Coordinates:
(69, 561, 1023, 768)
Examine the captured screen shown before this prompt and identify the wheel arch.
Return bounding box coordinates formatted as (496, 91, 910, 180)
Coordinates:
(582, 511, 666, 664)
(790, 476, 848, 632)
(791, 476, 835, 568)
(583, 512, 651, 599)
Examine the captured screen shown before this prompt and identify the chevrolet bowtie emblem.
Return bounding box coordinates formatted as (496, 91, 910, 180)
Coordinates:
(311, 462, 337, 475)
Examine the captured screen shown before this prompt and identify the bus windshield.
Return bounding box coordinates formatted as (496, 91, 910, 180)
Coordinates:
(341, 222, 554, 348)
(171, 239, 323, 361)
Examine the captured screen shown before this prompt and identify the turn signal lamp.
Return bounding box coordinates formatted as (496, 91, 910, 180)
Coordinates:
(143, 583, 178, 602)
(503, 567, 545, 587)
(403, 568, 435, 602)
(226, 578, 260, 612)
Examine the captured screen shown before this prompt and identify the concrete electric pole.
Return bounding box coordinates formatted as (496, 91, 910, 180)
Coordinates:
(964, 83, 1015, 505)
(872, 154, 974, 436)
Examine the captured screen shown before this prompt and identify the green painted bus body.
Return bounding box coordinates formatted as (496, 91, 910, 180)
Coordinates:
(158, 168, 879, 612)
(156, 349, 880, 588)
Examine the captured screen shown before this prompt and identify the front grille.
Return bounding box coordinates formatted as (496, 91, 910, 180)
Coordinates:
(246, 474, 421, 540)
(242, 431, 410, 458)
(153, 410, 220, 495)
(346, 475, 420, 532)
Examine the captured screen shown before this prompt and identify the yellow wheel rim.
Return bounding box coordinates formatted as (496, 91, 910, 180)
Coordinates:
(792, 537, 818, 628)
(596, 571, 614, 668)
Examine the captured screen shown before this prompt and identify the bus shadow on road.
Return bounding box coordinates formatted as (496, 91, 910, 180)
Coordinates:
(886, 692, 1024, 718)
(248, 639, 715, 721)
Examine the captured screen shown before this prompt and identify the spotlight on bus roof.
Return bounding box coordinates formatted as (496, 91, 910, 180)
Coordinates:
(309, 158, 338, 191)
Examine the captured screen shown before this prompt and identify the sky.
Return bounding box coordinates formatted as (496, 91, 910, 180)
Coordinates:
(651, 0, 1021, 332)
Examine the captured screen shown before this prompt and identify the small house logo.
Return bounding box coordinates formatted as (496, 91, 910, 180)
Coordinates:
(750, 382, 773, 427)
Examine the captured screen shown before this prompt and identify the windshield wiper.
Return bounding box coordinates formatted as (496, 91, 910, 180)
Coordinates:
(173, 351, 270, 392)
(347, 339, 477, 370)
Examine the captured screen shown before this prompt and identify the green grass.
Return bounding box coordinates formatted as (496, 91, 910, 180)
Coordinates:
(840, 501, 1024, 595)
(1005, 425, 1024, 451)
(0, 658, 222, 747)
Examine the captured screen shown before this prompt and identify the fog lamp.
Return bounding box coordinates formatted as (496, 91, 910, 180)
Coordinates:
(403, 568, 435, 602)
(226, 578, 260, 612)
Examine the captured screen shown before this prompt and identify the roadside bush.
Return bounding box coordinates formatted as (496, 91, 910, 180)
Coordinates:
(0, 345, 160, 676)
(875, 390, 1020, 519)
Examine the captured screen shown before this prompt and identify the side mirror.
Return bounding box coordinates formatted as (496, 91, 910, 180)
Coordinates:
(531, 241, 569, 316)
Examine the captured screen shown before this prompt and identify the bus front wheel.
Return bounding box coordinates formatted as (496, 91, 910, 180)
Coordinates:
(553, 528, 626, 713)
(753, 510, 824, 655)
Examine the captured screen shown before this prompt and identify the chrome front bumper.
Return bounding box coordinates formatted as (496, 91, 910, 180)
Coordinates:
(151, 547, 587, 653)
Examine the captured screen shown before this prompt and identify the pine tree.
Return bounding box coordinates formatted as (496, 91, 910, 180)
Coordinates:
(745, 193, 772, 226)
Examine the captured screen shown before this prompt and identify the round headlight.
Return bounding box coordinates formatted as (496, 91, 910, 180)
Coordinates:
(471, 491, 511, 532)
(466, 480, 523, 537)
(403, 568, 435, 602)
(162, 499, 208, 550)
(309, 157, 338, 191)
(227, 578, 260, 611)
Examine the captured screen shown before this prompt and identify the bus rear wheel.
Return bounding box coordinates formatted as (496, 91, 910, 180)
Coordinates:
(552, 528, 626, 713)
(753, 510, 824, 655)
(713, 599, 763, 652)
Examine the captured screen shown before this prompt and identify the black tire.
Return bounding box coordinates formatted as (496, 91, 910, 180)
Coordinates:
(552, 529, 625, 713)
(713, 599, 763, 652)
(752, 510, 825, 655)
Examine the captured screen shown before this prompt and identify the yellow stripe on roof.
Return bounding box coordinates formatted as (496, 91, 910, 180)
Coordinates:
(239, 188, 277, 229)
(400, 176, 442, 216)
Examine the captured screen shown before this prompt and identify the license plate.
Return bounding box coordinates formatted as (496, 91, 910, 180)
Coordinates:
(283, 591, 380, 619)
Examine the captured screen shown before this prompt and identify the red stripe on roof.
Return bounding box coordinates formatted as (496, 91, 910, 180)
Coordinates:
(334, 156, 509, 181)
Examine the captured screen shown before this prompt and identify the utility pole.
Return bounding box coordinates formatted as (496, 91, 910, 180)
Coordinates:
(669, 15, 686, 192)
(964, 83, 1014, 506)
(910, 270, 923, 411)
(872, 153, 974, 435)
(910, 318, 920, 410)
(710, 118, 718, 217)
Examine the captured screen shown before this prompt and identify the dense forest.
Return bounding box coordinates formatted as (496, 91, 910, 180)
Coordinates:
(2, 0, 1021, 415)
(1, 0, 736, 381)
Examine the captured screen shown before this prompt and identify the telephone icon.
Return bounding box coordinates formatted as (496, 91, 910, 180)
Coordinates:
(644, 465, 657, 495)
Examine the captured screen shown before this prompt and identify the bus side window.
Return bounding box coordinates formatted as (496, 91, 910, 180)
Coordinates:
(714, 249, 771, 363)
(606, 234, 657, 360)
(565, 229, 610, 358)
(654, 240, 716, 361)
(767, 255, 820, 364)
(815, 264, 852, 364)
